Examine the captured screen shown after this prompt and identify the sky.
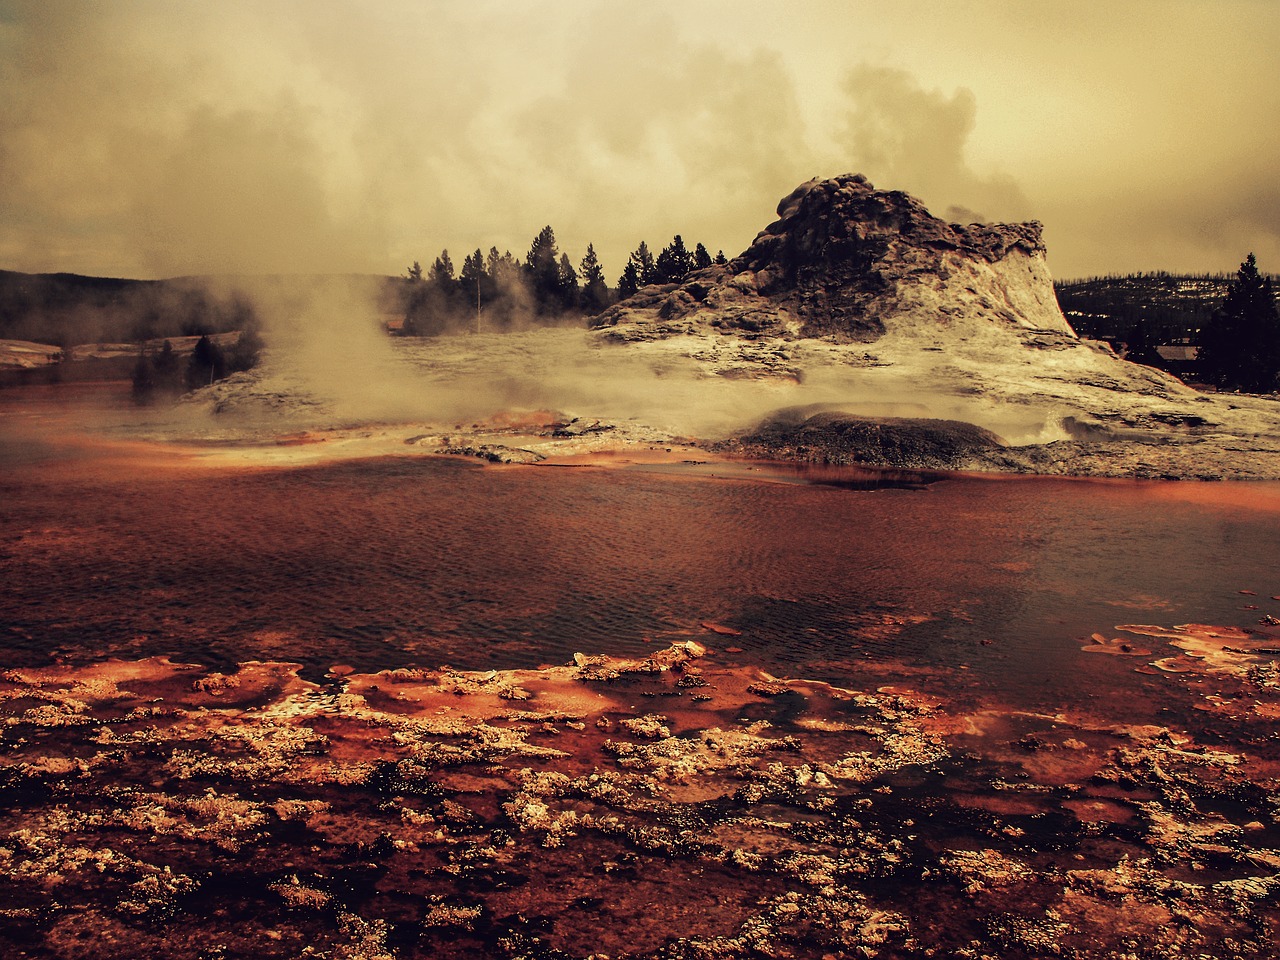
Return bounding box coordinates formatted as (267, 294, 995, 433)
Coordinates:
(1, 0, 1277, 283)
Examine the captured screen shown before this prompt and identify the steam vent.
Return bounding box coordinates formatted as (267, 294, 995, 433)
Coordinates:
(592, 173, 1074, 341)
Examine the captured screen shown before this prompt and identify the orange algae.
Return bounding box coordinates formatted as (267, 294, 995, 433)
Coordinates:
(2, 635, 1280, 959)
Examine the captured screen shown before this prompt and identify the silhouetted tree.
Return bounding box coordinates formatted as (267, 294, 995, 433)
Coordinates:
(579, 244, 610, 313)
(428, 250, 456, 287)
(185, 335, 226, 390)
(617, 260, 640, 300)
(525, 226, 567, 315)
(486, 247, 525, 329)
(557, 253, 579, 312)
(226, 324, 265, 373)
(401, 261, 426, 335)
(713, 249, 728, 266)
(627, 241, 656, 288)
(405, 249, 462, 335)
(694, 242, 713, 270)
(131, 347, 154, 401)
(1124, 319, 1163, 368)
(655, 235, 692, 284)
(460, 248, 489, 330)
(152, 339, 181, 389)
(460, 249, 486, 290)
(1196, 253, 1280, 392)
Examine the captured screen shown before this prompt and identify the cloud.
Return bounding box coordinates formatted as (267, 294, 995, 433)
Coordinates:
(0, 2, 394, 277)
(0, 1, 814, 281)
(496, 6, 815, 270)
(833, 65, 1029, 225)
(0, 0, 1276, 282)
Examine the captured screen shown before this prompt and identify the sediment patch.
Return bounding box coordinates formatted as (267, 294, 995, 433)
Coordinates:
(3, 634, 1280, 958)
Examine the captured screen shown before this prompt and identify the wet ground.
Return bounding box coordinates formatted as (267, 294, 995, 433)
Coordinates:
(3, 384, 1280, 957)
(3, 630, 1280, 959)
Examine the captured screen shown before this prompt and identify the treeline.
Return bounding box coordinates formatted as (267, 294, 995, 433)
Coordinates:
(615, 236, 726, 298)
(400, 228, 726, 335)
(0, 270, 262, 347)
(1057, 258, 1280, 393)
(1053, 271, 1277, 344)
(130, 329, 265, 402)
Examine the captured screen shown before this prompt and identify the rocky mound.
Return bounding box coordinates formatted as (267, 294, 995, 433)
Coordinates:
(717, 407, 1007, 470)
(592, 173, 1072, 342)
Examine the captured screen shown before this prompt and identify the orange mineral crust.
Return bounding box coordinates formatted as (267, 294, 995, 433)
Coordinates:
(3, 637, 1280, 959)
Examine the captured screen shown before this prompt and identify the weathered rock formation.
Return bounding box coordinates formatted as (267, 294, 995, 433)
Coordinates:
(592, 173, 1073, 342)
(717, 407, 1007, 470)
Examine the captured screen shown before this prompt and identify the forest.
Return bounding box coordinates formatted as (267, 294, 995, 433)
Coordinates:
(398, 227, 725, 335)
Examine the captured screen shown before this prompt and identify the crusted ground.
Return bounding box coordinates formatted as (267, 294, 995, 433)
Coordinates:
(3, 625, 1280, 959)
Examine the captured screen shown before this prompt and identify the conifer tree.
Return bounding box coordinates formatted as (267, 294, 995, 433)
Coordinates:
(428, 250, 456, 286)
(579, 244, 610, 313)
(558, 253, 580, 312)
(1196, 253, 1280, 392)
(185, 335, 226, 390)
(460, 249, 488, 330)
(694, 242, 713, 270)
(627, 241, 656, 287)
(525, 226, 565, 315)
(655, 234, 692, 284)
(1124, 319, 1163, 368)
(617, 260, 640, 300)
(713, 250, 728, 266)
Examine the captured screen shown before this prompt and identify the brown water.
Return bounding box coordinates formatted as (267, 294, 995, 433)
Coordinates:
(6, 384, 1280, 959)
(2, 385, 1278, 714)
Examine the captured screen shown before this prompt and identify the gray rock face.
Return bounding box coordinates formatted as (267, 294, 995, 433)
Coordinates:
(592, 173, 1073, 341)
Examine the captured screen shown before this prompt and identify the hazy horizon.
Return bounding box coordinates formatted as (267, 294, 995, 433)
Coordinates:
(2, 1, 1277, 284)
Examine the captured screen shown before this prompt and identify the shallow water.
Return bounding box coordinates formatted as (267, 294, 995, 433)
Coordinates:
(5, 384, 1280, 959)
(2, 385, 1278, 715)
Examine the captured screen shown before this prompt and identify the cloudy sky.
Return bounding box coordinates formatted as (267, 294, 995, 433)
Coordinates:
(1, 0, 1277, 282)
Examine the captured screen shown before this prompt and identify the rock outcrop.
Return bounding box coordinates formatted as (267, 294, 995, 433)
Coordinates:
(717, 407, 1007, 470)
(592, 173, 1073, 342)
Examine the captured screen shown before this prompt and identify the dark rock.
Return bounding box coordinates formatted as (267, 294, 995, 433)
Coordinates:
(718, 406, 1006, 470)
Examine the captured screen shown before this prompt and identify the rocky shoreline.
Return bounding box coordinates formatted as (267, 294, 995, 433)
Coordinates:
(15, 173, 1280, 481)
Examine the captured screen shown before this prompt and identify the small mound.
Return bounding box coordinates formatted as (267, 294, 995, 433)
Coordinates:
(718, 407, 1006, 470)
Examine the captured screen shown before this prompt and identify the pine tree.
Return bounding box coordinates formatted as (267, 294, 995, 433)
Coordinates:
(428, 250, 456, 286)
(655, 234, 692, 284)
(558, 253, 580, 312)
(1196, 253, 1280, 393)
(713, 249, 728, 266)
(579, 244, 610, 313)
(185, 335, 226, 390)
(455, 249, 485, 331)
(627, 241, 656, 288)
(525, 226, 564, 315)
(1124, 319, 1163, 368)
(617, 261, 640, 300)
(694, 242, 713, 270)
(153, 339, 181, 391)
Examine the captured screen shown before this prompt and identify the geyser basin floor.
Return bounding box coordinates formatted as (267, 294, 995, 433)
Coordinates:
(5, 385, 1280, 957)
(3, 635, 1280, 960)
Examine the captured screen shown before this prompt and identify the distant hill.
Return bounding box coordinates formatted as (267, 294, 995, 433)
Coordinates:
(0, 269, 243, 345)
(1053, 271, 1280, 345)
(0, 269, 404, 346)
